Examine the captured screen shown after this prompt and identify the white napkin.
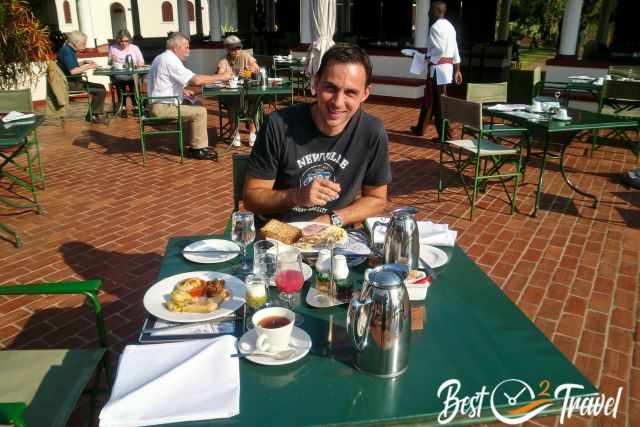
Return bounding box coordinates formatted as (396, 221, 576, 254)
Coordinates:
(409, 52, 426, 75)
(1, 111, 35, 123)
(99, 336, 239, 427)
(365, 217, 457, 247)
(487, 104, 529, 112)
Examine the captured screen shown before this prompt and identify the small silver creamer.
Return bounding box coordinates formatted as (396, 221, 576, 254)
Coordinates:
(371, 207, 420, 269)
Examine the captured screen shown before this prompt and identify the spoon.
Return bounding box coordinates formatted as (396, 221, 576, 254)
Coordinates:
(231, 349, 296, 360)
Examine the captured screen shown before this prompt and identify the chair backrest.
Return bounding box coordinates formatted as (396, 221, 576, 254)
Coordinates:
(466, 82, 508, 104)
(0, 89, 34, 113)
(441, 96, 482, 130)
(608, 65, 640, 80)
(232, 154, 250, 211)
(602, 80, 640, 102)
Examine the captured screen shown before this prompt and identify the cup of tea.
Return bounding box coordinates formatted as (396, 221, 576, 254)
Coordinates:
(252, 306, 295, 351)
(555, 108, 569, 120)
(532, 100, 543, 113)
(112, 63, 124, 70)
(229, 76, 239, 88)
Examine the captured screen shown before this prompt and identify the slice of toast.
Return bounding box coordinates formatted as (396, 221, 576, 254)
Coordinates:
(260, 219, 302, 245)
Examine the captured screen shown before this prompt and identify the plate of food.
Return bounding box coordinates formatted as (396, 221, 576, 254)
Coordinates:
(259, 219, 349, 253)
(143, 271, 246, 323)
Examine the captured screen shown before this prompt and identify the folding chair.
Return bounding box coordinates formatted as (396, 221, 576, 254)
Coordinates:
(225, 153, 250, 234)
(0, 89, 45, 213)
(466, 82, 529, 138)
(0, 279, 113, 427)
(137, 96, 185, 167)
(438, 96, 524, 219)
(593, 79, 640, 156)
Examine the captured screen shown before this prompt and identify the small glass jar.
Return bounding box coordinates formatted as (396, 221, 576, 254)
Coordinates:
(333, 255, 352, 300)
(315, 249, 332, 294)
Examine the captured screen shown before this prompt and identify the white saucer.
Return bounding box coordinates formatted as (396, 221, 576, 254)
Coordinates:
(419, 244, 448, 269)
(553, 115, 572, 121)
(306, 286, 348, 308)
(182, 239, 241, 264)
(238, 326, 311, 365)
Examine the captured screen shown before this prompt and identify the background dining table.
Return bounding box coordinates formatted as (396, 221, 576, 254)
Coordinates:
(139, 234, 598, 426)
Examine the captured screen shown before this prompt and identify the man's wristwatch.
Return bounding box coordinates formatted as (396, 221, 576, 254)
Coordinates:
(329, 211, 343, 227)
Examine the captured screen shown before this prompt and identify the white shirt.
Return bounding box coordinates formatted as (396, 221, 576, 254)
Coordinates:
(147, 50, 195, 104)
(426, 18, 461, 65)
(426, 18, 461, 85)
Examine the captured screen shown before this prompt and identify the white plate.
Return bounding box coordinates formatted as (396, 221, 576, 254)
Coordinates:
(143, 271, 246, 323)
(182, 239, 241, 264)
(238, 326, 311, 366)
(306, 286, 348, 308)
(419, 244, 448, 269)
(552, 115, 572, 121)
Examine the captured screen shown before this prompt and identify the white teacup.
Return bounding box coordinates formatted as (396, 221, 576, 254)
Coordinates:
(229, 77, 238, 88)
(531, 101, 543, 113)
(252, 307, 295, 352)
(112, 63, 124, 70)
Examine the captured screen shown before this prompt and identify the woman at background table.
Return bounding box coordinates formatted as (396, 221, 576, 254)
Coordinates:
(216, 35, 261, 147)
(108, 29, 145, 118)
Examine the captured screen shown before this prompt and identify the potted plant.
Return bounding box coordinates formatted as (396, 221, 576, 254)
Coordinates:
(0, 0, 52, 90)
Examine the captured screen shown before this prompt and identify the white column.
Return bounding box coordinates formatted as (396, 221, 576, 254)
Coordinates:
(209, 0, 221, 41)
(300, 0, 311, 44)
(177, 0, 190, 35)
(76, 0, 95, 47)
(558, 0, 584, 56)
(414, 0, 429, 48)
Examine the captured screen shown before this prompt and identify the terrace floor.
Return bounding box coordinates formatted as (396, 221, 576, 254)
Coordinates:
(0, 96, 638, 426)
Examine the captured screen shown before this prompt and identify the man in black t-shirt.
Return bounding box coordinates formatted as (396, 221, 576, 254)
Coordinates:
(244, 46, 391, 227)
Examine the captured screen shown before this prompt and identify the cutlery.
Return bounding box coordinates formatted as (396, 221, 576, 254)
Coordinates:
(181, 249, 240, 255)
(419, 256, 439, 280)
(231, 349, 296, 360)
(142, 317, 237, 334)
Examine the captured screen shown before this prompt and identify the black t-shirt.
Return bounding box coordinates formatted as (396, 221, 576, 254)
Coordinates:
(247, 103, 391, 224)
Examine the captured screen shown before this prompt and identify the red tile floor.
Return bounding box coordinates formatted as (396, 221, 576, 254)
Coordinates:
(0, 96, 638, 426)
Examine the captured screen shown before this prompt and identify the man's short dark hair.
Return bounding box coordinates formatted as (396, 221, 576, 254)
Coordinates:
(316, 45, 373, 87)
(432, 1, 447, 15)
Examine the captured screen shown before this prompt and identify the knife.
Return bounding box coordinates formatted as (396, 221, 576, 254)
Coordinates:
(142, 316, 237, 334)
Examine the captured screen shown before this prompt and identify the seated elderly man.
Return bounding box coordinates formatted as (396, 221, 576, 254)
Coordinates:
(148, 32, 232, 160)
(57, 30, 107, 123)
(216, 35, 261, 147)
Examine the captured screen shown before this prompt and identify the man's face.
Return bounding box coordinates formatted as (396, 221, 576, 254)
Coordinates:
(227, 46, 240, 60)
(312, 61, 370, 135)
(73, 39, 87, 51)
(174, 39, 190, 61)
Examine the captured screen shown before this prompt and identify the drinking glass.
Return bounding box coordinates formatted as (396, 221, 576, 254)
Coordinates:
(231, 211, 255, 275)
(244, 274, 268, 328)
(275, 248, 304, 325)
(253, 240, 277, 283)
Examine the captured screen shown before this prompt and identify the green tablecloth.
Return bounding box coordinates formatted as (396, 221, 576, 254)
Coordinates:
(146, 235, 597, 426)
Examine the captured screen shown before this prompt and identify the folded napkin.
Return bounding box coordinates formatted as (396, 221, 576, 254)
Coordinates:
(99, 335, 239, 427)
(1, 111, 35, 123)
(365, 217, 457, 247)
(487, 104, 529, 112)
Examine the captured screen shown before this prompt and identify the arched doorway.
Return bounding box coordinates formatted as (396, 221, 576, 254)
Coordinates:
(110, 3, 127, 38)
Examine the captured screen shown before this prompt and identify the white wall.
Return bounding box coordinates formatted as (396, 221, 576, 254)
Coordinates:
(55, 0, 79, 33)
(138, 0, 210, 39)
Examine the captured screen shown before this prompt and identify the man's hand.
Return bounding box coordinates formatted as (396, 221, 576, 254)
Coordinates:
(454, 70, 463, 85)
(183, 89, 195, 97)
(293, 178, 341, 207)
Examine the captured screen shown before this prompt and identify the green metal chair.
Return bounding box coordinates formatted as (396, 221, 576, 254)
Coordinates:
(0, 89, 45, 227)
(465, 82, 529, 137)
(593, 79, 640, 155)
(438, 96, 524, 219)
(65, 74, 93, 121)
(0, 279, 113, 427)
(225, 153, 250, 234)
(137, 96, 185, 167)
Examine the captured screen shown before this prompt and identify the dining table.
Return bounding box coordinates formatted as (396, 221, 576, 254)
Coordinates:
(93, 66, 150, 124)
(202, 82, 293, 144)
(0, 114, 45, 248)
(484, 107, 639, 216)
(137, 233, 598, 426)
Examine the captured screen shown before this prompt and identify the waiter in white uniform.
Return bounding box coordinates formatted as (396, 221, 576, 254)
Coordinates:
(411, 1, 462, 139)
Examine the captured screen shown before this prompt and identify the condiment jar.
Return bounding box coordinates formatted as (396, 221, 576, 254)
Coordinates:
(332, 255, 352, 300)
(315, 249, 332, 293)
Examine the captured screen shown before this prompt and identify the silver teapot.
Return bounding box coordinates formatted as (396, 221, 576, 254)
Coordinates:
(347, 264, 411, 377)
(371, 207, 420, 269)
